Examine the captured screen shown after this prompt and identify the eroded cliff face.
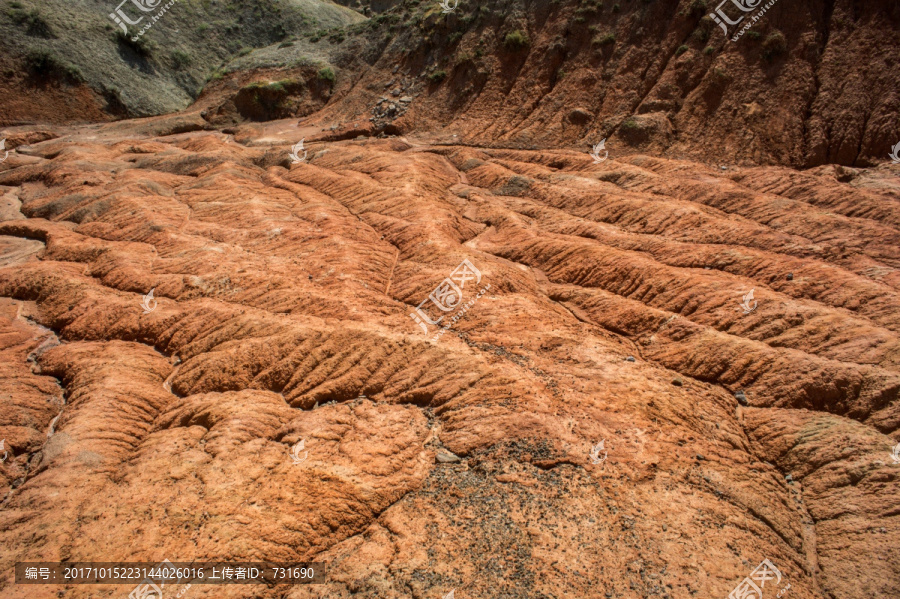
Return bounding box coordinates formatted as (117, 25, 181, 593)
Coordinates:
(193, 0, 900, 168)
(5, 0, 898, 168)
(0, 109, 897, 598)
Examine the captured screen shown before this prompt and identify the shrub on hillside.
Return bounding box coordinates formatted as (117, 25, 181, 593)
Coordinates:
(25, 49, 83, 82)
(762, 30, 787, 61)
(317, 67, 336, 83)
(504, 30, 529, 50)
(8, 6, 55, 38)
(593, 32, 616, 46)
(687, 0, 707, 18)
(115, 30, 153, 56)
(171, 50, 191, 69)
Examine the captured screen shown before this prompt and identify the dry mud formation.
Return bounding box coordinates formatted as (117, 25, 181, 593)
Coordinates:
(1, 0, 900, 597)
(0, 115, 897, 599)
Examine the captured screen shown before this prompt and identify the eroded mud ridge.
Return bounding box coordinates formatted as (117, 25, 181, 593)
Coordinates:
(0, 121, 898, 599)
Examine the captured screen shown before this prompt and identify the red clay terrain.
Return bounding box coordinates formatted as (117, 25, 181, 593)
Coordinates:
(0, 111, 897, 598)
(1, 0, 899, 598)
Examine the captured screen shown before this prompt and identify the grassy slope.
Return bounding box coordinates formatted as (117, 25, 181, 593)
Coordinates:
(0, 0, 364, 118)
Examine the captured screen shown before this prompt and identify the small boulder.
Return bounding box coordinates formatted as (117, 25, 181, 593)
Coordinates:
(735, 390, 749, 406)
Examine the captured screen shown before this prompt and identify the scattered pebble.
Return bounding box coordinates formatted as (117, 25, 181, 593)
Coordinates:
(787, 273, 794, 281)
(735, 390, 749, 406)
(672, 377, 683, 386)
(625, 356, 636, 362)
(436, 449, 461, 464)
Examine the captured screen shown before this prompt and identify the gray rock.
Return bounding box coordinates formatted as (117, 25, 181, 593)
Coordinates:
(735, 390, 749, 406)
(436, 449, 460, 463)
(625, 356, 636, 362)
